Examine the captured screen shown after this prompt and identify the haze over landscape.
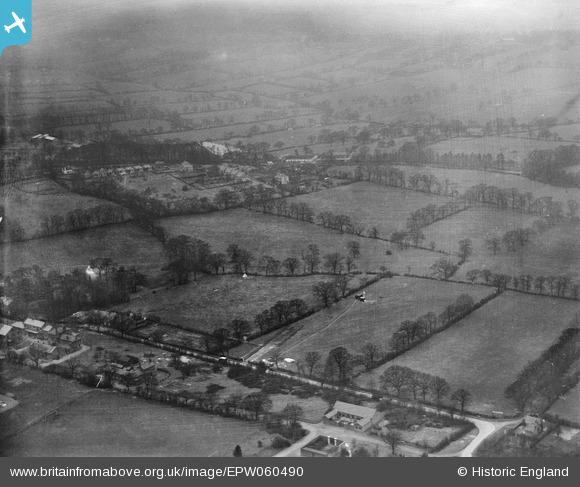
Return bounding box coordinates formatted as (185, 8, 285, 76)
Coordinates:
(1, 0, 579, 460)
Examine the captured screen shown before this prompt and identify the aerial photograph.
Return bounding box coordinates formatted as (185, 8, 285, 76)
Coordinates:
(0, 0, 579, 459)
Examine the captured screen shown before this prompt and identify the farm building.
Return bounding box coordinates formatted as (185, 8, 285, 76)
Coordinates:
(142, 164, 152, 172)
(274, 172, 290, 185)
(153, 161, 166, 172)
(29, 340, 58, 360)
(0, 324, 14, 346)
(324, 401, 381, 432)
(24, 318, 45, 335)
(10, 321, 25, 338)
(466, 128, 484, 137)
(329, 152, 352, 162)
(180, 161, 194, 172)
(284, 154, 320, 164)
(301, 436, 345, 457)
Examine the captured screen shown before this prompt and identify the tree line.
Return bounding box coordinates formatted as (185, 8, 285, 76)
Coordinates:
(1, 261, 146, 321)
(522, 145, 580, 188)
(381, 365, 472, 413)
(505, 326, 580, 412)
(388, 292, 499, 356)
(466, 269, 579, 300)
(463, 183, 578, 220)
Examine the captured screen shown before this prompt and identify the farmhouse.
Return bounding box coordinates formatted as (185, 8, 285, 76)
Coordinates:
(324, 401, 381, 432)
(301, 435, 345, 457)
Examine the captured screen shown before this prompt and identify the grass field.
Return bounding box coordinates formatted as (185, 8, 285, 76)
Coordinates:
(391, 165, 580, 203)
(364, 292, 580, 415)
(260, 276, 494, 363)
(114, 274, 364, 334)
(427, 135, 577, 160)
(422, 206, 537, 254)
(0, 222, 168, 279)
(286, 182, 451, 238)
(0, 389, 271, 457)
(546, 381, 580, 426)
(1, 179, 130, 239)
(161, 208, 445, 276)
(0, 362, 89, 442)
(455, 220, 580, 282)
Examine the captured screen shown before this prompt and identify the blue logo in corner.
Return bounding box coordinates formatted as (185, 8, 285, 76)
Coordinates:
(1, 0, 32, 57)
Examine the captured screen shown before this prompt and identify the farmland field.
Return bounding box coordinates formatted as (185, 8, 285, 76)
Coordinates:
(546, 375, 580, 426)
(1, 179, 130, 239)
(0, 389, 271, 457)
(391, 165, 580, 202)
(0, 362, 89, 442)
(0, 222, 168, 279)
(113, 274, 364, 334)
(287, 182, 451, 237)
(364, 292, 580, 415)
(260, 276, 494, 362)
(427, 135, 578, 159)
(455, 221, 580, 282)
(160, 207, 444, 276)
(421, 206, 537, 254)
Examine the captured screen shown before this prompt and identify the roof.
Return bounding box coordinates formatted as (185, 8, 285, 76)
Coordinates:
(24, 318, 45, 329)
(325, 401, 378, 424)
(0, 324, 12, 336)
(42, 324, 53, 333)
(11, 321, 25, 330)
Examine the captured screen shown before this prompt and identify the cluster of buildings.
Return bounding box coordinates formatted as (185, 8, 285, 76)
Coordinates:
(0, 318, 82, 362)
(63, 164, 155, 179)
(300, 401, 381, 457)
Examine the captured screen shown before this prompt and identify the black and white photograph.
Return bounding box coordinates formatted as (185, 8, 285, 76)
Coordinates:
(0, 0, 579, 461)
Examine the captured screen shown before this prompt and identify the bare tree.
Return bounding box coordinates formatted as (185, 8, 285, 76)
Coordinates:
(451, 388, 472, 413)
(304, 351, 321, 376)
(430, 377, 450, 409)
(384, 429, 403, 455)
(381, 366, 411, 396)
(361, 343, 382, 370)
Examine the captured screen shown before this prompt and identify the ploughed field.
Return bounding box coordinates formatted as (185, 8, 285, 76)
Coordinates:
(259, 276, 494, 363)
(360, 292, 580, 415)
